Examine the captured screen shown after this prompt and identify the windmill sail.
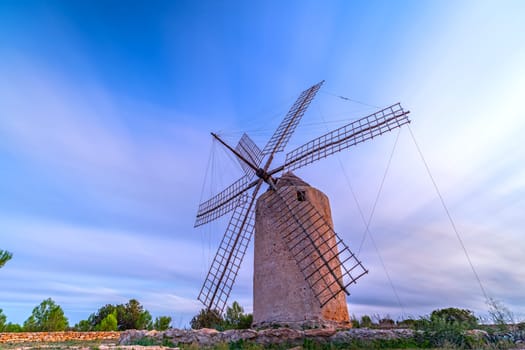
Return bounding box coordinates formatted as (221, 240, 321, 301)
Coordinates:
(282, 103, 410, 172)
(235, 133, 263, 179)
(194, 176, 254, 227)
(266, 185, 368, 307)
(198, 182, 261, 313)
(262, 81, 324, 156)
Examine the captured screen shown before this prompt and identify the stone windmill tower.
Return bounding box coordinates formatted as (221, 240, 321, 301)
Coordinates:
(194, 81, 410, 328)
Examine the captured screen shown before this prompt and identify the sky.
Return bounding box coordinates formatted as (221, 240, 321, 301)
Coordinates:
(1, 0, 524, 327)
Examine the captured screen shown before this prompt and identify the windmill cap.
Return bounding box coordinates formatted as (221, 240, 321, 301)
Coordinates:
(276, 172, 310, 189)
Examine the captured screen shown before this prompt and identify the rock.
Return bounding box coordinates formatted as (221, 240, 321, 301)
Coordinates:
(465, 329, 489, 338)
(329, 328, 414, 343)
(220, 329, 258, 342)
(304, 328, 337, 338)
(257, 328, 303, 344)
(199, 328, 219, 335)
(119, 329, 148, 344)
(194, 328, 220, 345)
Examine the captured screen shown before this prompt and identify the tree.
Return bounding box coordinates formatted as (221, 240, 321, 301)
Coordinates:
(190, 309, 223, 330)
(87, 304, 117, 329)
(224, 301, 252, 329)
(0, 308, 6, 331)
(74, 319, 92, 331)
(0, 250, 12, 269)
(120, 299, 152, 330)
(97, 311, 118, 331)
(23, 298, 69, 331)
(87, 299, 152, 330)
(4, 323, 23, 332)
(153, 316, 172, 331)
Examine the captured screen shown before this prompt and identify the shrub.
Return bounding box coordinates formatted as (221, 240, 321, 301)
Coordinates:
(487, 297, 515, 331)
(190, 301, 252, 330)
(224, 301, 252, 329)
(430, 307, 478, 328)
(416, 313, 478, 348)
(190, 308, 224, 330)
(4, 323, 23, 332)
(378, 317, 395, 329)
(360, 315, 372, 328)
(96, 311, 118, 331)
(397, 318, 417, 329)
(153, 316, 172, 331)
(74, 319, 92, 331)
(0, 308, 6, 331)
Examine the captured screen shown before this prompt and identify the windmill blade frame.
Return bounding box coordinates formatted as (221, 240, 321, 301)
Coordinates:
(262, 80, 324, 157)
(235, 133, 264, 180)
(280, 103, 410, 173)
(195, 175, 257, 227)
(198, 181, 263, 313)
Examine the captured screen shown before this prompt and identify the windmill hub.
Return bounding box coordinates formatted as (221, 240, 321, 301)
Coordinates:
(255, 168, 271, 183)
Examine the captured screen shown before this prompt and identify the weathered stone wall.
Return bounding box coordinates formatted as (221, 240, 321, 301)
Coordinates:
(0, 331, 120, 344)
(120, 328, 415, 346)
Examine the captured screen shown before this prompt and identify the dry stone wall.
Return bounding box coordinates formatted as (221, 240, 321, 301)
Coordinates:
(0, 331, 120, 344)
(119, 328, 415, 346)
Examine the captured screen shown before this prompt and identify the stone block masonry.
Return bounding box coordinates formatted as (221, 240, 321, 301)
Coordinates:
(0, 331, 120, 344)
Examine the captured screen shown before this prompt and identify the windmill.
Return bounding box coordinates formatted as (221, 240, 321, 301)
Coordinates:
(194, 80, 411, 327)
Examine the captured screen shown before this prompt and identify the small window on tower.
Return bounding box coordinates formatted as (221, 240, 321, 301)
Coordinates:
(296, 190, 306, 202)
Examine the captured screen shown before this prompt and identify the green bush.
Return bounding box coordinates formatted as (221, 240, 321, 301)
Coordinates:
(190, 308, 223, 330)
(224, 301, 252, 330)
(430, 307, 478, 328)
(397, 318, 417, 329)
(153, 315, 172, 331)
(360, 315, 372, 328)
(190, 301, 253, 330)
(74, 319, 92, 331)
(415, 314, 479, 348)
(4, 322, 23, 332)
(0, 308, 6, 331)
(96, 311, 117, 331)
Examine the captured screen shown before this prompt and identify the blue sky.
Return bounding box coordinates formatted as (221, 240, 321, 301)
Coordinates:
(1, 1, 524, 326)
